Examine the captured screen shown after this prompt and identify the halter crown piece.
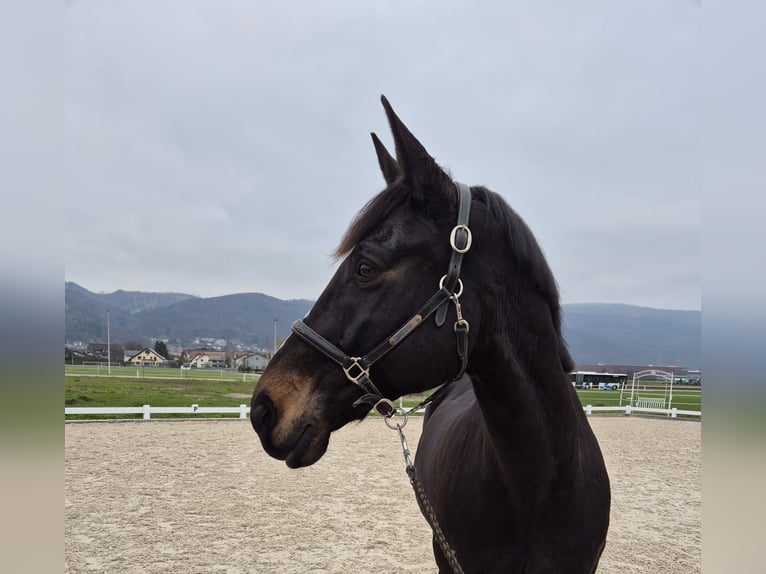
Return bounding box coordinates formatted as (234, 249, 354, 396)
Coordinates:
(290, 182, 473, 417)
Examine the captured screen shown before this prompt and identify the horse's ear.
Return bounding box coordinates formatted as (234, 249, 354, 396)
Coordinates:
(370, 132, 400, 185)
(380, 95, 452, 202)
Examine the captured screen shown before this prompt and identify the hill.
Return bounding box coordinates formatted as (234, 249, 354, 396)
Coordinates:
(65, 283, 313, 349)
(65, 284, 699, 367)
(561, 303, 700, 368)
(98, 288, 197, 314)
(65, 282, 139, 344)
(135, 293, 314, 349)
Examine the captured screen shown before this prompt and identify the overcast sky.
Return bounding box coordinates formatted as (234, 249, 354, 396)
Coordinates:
(65, 0, 701, 310)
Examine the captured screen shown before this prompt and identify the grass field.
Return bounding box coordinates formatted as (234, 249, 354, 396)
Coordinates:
(577, 388, 702, 412)
(65, 365, 260, 419)
(65, 364, 259, 382)
(65, 365, 701, 419)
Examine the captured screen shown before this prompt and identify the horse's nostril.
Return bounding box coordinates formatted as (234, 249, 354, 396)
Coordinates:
(250, 394, 276, 434)
(251, 404, 266, 426)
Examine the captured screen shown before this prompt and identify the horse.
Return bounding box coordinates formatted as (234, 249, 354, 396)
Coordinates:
(250, 96, 610, 573)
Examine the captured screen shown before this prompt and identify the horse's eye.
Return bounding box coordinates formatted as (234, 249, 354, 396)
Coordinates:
(356, 262, 376, 281)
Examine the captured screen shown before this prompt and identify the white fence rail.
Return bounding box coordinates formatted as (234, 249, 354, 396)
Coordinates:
(65, 404, 701, 420)
(65, 404, 250, 420)
(583, 405, 701, 418)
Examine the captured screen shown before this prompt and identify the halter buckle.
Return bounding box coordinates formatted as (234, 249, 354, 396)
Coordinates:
(450, 224, 472, 254)
(342, 357, 370, 385)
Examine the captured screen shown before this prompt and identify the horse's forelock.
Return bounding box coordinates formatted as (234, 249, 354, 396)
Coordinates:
(334, 183, 411, 258)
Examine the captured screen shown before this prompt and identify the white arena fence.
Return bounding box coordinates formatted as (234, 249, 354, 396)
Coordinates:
(582, 405, 701, 418)
(65, 404, 251, 419)
(65, 403, 701, 420)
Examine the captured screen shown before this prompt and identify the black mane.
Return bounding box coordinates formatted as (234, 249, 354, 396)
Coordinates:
(473, 186, 572, 369)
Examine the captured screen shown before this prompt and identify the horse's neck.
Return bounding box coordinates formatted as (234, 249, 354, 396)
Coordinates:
(468, 305, 581, 492)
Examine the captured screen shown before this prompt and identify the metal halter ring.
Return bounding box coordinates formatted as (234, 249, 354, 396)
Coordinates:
(383, 405, 408, 429)
(439, 275, 464, 298)
(449, 224, 472, 254)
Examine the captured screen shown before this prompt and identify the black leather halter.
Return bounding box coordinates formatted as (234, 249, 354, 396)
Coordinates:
(290, 182, 473, 417)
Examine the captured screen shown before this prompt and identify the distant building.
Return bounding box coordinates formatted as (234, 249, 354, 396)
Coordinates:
(235, 352, 270, 372)
(575, 364, 701, 384)
(186, 349, 227, 368)
(123, 349, 142, 363)
(86, 342, 124, 364)
(126, 347, 167, 366)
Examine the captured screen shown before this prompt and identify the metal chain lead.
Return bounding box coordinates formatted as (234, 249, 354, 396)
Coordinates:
(393, 421, 465, 574)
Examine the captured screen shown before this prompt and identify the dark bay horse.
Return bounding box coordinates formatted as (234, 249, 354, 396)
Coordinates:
(250, 96, 610, 573)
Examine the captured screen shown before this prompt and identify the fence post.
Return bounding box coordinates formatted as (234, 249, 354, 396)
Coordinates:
(671, 407, 678, 419)
(143, 404, 151, 420)
(625, 405, 632, 416)
(585, 404, 592, 416)
(240, 404, 247, 419)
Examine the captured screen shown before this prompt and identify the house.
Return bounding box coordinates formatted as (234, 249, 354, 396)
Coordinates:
(123, 349, 143, 363)
(186, 349, 228, 369)
(86, 342, 124, 364)
(126, 347, 167, 366)
(188, 353, 212, 368)
(235, 352, 270, 372)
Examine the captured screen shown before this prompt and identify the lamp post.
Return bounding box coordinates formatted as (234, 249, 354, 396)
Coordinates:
(107, 308, 111, 375)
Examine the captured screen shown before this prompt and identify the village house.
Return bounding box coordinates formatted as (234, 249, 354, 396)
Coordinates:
(235, 352, 270, 372)
(126, 347, 167, 366)
(123, 348, 143, 363)
(85, 342, 124, 364)
(186, 349, 228, 369)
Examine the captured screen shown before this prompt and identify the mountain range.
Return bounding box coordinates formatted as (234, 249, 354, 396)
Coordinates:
(65, 282, 700, 368)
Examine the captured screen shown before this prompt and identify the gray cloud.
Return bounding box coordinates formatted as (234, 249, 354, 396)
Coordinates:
(66, 0, 701, 309)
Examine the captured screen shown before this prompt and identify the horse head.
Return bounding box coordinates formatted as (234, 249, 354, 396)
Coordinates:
(250, 97, 482, 468)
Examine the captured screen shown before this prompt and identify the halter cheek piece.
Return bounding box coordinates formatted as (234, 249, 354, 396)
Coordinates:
(290, 182, 473, 417)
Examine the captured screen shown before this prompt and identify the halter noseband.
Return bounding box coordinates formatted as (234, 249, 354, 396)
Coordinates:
(290, 182, 473, 417)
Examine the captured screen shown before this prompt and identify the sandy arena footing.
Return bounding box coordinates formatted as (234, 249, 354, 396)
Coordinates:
(65, 416, 700, 573)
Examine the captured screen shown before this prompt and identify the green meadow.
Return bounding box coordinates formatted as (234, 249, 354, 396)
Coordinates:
(65, 365, 258, 419)
(65, 365, 701, 419)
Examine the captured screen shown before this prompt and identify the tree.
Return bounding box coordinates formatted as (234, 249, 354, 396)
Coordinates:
(123, 340, 145, 351)
(154, 340, 169, 358)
